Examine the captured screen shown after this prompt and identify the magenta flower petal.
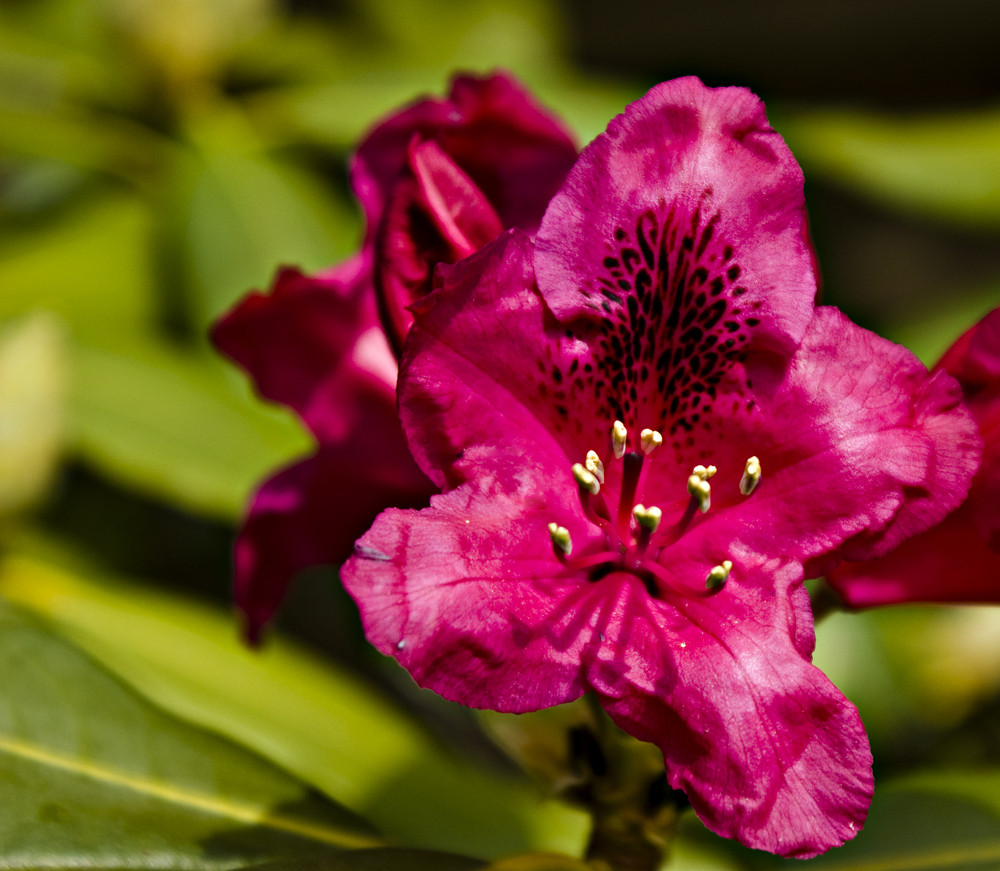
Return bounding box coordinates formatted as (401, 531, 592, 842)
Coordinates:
(353, 71, 577, 236)
(827, 509, 1000, 607)
(829, 307, 999, 607)
(235, 420, 431, 641)
(348, 487, 593, 712)
(594, 552, 872, 858)
(535, 77, 816, 360)
(726, 307, 981, 567)
(938, 307, 1000, 548)
(376, 140, 505, 351)
(408, 138, 505, 257)
(212, 257, 432, 639)
(211, 257, 396, 443)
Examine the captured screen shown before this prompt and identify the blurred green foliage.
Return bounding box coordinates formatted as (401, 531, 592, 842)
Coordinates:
(1, 0, 999, 867)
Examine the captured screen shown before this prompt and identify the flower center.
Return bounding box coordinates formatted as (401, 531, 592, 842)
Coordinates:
(549, 422, 762, 598)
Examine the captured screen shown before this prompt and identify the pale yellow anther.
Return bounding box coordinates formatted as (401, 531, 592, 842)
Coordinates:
(740, 456, 761, 496)
(612, 420, 628, 459)
(640, 428, 663, 456)
(705, 559, 733, 589)
(572, 462, 601, 495)
(687, 474, 712, 513)
(548, 522, 573, 556)
(632, 504, 663, 532)
(691, 464, 717, 480)
(585, 450, 606, 484)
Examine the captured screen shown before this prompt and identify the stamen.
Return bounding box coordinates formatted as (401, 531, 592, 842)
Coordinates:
(705, 559, 733, 590)
(632, 504, 662, 532)
(687, 474, 712, 514)
(612, 420, 628, 459)
(548, 522, 573, 556)
(639, 428, 663, 456)
(573, 462, 600, 495)
(692, 464, 717, 480)
(642, 559, 723, 600)
(585, 450, 605, 485)
(740, 456, 761, 496)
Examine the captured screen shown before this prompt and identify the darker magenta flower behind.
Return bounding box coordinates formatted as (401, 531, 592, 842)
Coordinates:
(355, 71, 578, 354)
(829, 307, 996, 607)
(341, 79, 980, 857)
(213, 72, 577, 639)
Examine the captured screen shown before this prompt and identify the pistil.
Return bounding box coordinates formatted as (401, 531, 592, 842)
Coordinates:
(617, 450, 645, 538)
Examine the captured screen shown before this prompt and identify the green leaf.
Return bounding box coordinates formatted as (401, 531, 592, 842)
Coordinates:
(0, 551, 590, 858)
(68, 337, 310, 519)
(779, 106, 1000, 231)
(891, 770, 1000, 819)
(0, 602, 379, 868)
(237, 847, 486, 871)
(169, 140, 357, 334)
(774, 784, 1000, 871)
(880, 285, 999, 367)
(0, 192, 158, 343)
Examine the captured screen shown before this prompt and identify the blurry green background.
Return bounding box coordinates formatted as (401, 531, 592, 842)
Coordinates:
(2, 0, 1000, 867)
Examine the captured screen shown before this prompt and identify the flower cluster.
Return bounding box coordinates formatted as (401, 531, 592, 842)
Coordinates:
(216, 73, 983, 858)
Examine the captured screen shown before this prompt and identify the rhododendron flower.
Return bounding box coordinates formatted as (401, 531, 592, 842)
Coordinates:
(212, 73, 577, 638)
(341, 78, 980, 857)
(829, 307, 996, 607)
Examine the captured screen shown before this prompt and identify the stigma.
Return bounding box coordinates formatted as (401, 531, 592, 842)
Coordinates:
(632, 504, 662, 531)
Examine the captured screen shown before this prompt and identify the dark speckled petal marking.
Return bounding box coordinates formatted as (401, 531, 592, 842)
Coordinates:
(585, 194, 761, 438)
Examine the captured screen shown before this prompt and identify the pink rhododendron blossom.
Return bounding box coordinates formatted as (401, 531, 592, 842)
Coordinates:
(212, 72, 577, 639)
(829, 307, 996, 607)
(341, 79, 980, 856)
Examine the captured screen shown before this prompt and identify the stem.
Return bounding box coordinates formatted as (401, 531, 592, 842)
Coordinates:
(580, 696, 681, 871)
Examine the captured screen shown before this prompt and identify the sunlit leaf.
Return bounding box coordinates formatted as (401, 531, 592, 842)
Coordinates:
(0, 602, 378, 868)
(68, 336, 309, 519)
(0, 313, 67, 516)
(102, 0, 275, 87)
(779, 106, 1000, 231)
(0, 551, 590, 858)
